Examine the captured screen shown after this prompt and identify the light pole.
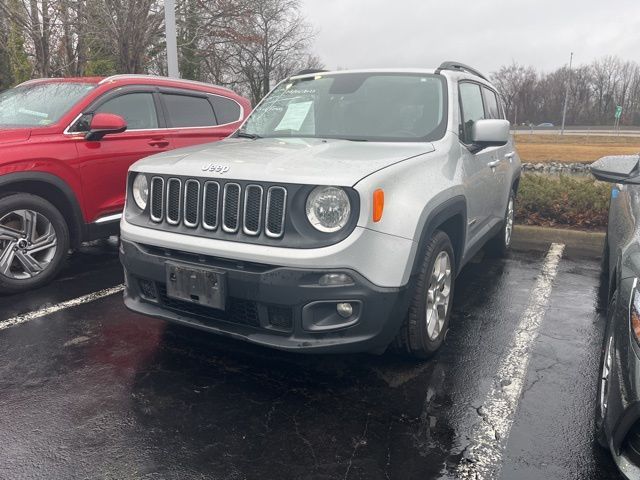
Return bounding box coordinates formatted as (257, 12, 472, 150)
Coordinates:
(164, 0, 179, 78)
(560, 52, 573, 135)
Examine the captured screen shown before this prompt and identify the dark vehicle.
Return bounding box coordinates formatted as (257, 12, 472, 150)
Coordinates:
(592, 154, 640, 478)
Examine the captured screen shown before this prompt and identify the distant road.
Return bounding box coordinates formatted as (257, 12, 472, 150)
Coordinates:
(513, 127, 640, 137)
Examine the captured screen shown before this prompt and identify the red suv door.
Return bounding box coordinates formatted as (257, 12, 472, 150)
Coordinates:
(157, 88, 246, 149)
(68, 87, 172, 222)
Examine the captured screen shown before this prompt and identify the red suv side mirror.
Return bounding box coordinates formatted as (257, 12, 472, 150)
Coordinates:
(85, 113, 127, 141)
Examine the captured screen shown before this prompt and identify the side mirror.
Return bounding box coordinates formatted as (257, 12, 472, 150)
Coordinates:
(85, 113, 127, 141)
(472, 119, 510, 148)
(591, 155, 640, 184)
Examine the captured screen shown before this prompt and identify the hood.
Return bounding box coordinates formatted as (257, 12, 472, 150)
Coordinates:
(132, 137, 435, 186)
(0, 128, 31, 144)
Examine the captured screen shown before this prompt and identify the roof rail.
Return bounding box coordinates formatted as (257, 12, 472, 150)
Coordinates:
(292, 69, 327, 77)
(435, 61, 488, 81)
(98, 74, 236, 95)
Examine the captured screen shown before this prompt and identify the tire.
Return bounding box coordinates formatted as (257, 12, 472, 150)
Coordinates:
(0, 193, 70, 294)
(486, 189, 515, 257)
(394, 230, 455, 359)
(595, 292, 617, 448)
(601, 231, 610, 280)
(597, 232, 610, 311)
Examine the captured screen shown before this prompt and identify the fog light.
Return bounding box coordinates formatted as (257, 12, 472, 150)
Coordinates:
(319, 273, 354, 286)
(337, 302, 353, 318)
(138, 279, 157, 300)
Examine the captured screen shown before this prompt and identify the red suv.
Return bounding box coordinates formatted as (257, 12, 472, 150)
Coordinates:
(0, 74, 251, 293)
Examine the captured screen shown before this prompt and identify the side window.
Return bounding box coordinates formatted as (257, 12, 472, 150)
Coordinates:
(482, 88, 502, 119)
(459, 83, 485, 144)
(162, 93, 217, 127)
(95, 93, 158, 130)
(210, 96, 242, 125)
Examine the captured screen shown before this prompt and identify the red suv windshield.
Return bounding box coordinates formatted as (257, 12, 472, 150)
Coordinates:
(0, 82, 96, 128)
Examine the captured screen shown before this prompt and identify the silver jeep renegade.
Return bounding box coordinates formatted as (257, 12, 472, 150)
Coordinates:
(120, 62, 521, 358)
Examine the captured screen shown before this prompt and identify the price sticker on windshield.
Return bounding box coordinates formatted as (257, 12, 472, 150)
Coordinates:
(275, 101, 313, 132)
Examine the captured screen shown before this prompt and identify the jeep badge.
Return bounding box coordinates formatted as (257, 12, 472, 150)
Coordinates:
(201, 164, 230, 174)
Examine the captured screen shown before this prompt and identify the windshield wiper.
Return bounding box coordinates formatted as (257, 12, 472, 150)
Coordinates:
(235, 131, 262, 140)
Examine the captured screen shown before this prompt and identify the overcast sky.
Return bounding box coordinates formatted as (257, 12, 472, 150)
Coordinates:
(300, 0, 640, 75)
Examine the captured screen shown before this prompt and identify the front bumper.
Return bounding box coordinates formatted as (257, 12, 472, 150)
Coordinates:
(120, 219, 416, 288)
(120, 239, 411, 353)
(603, 277, 640, 478)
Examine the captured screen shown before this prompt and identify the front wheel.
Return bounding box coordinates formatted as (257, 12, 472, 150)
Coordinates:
(393, 230, 455, 359)
(0, 193, 70, 294)
(595, 293, 617, 448)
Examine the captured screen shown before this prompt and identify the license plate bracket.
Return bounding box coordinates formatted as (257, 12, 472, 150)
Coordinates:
(165, 262, 227, 311)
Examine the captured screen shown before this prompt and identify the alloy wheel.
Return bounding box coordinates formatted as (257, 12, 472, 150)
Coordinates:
(426, 250, 452, 341)
(599, 335, 614, 421)
(505, 197, 514, 246)
(0, 209, 58, 280)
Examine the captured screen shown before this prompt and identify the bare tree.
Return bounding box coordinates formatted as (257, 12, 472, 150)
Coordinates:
(57, 0, 87, 76)
(173, 0, 251, 84)
(85, 0, 163, 74)
(491, 56, 640, 126)
(591, 56, 622, 123)
(490, 62, 537, 124)
(230, 0, 319, 104)
(0, 0, 58, 76)
(0, 8, 12, 88)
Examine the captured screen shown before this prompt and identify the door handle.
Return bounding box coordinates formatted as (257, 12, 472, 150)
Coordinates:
(505, 152, 515, 160)
(148, 139, 169, 148)
(487, 159, 501, 168)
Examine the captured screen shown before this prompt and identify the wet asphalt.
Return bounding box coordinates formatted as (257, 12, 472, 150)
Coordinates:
(0, 238, 623, 480)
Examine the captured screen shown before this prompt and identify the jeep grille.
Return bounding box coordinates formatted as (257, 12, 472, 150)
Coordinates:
(149, 177, 287, 239)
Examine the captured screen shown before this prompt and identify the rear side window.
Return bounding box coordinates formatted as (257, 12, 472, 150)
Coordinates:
(211, 96, 242, 125)
(459, 83, 485, 144)
(163, 94, 217, 128)
(482, 88, 502, 119)
(95, 92, 158, 130)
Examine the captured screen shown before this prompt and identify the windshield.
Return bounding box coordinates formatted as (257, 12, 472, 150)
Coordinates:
(0, 82, 96, 128)
(240, 73, 447, 142)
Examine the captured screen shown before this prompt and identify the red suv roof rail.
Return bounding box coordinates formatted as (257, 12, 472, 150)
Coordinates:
(98, 74, 237, 95)
(16, 77, 104, 87)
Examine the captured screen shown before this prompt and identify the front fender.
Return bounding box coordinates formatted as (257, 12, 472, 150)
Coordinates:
(0, 159, 84, 215)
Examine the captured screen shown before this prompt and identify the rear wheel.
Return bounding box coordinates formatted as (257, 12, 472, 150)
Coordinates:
(0, 193, 69, 294)
(487, 189, 515, 257)
(394, 230, 455, 359)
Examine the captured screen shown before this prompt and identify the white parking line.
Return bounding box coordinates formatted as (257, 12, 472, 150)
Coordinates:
(456, 242, 565, 479)
(0, 285, 124, 332)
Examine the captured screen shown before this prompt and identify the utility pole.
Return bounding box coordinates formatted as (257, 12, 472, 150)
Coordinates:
(560, 52, 573, 136)
(165, 0, 179, 78)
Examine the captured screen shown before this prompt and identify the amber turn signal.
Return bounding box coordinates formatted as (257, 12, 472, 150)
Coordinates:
(373, 189, 384, 222)
(633, 302, 640, 342)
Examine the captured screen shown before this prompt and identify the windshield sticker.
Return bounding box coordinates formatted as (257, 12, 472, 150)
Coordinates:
(275, 101, 312, 131)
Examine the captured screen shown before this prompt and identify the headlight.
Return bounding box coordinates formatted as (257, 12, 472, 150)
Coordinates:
(132, 174, 149, 210)
(306, 186, 351, 232)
